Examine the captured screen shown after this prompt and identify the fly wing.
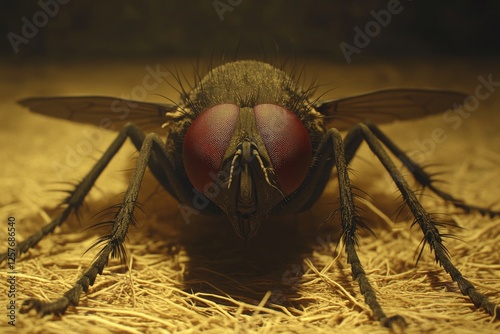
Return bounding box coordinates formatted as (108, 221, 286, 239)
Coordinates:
(315, 89, 467, 130)
(18, 96, 178, 132)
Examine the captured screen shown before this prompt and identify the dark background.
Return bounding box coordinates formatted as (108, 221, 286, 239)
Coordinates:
(1, 0, 499, 62)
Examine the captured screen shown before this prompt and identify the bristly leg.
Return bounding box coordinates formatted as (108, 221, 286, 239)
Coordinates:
(0, 121, 195, 266)
(351, 121, 500, 217)
(330, 128, 407, 330)
(19, 132, 169, 316)
(0, 124, 149, 264)
(6, 122, 184, 316)
(343, 122, 500, 319)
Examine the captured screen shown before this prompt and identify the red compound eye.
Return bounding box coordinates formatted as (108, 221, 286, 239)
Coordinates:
(183, 104, 239, 192)
(254, 104, 312, 195)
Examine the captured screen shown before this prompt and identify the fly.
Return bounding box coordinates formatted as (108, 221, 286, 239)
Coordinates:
(1, 60, 498, 330)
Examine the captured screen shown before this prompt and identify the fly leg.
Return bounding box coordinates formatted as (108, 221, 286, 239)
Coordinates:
(0, 123, 218, 265)
(1, 123, 143, 263)
(1, 124, 163, 263)
(279, 128, 407, 328)
(345, 121, 499, 216)
(19, 131, 176, 316)
(328, 128, 407, 329)
(343, 123, 499, 319)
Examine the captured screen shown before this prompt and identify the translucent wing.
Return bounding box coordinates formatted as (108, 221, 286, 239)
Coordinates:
(315, 89, 467, 130)
(18, 96, 178, 132)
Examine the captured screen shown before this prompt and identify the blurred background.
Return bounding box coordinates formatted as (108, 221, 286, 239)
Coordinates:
(1, 0, 499, 61)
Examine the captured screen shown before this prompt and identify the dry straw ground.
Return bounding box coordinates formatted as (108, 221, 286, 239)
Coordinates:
(0, 58, 499, 334)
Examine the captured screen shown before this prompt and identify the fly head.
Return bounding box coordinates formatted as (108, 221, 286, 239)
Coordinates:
(180, 61, 322, 239)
